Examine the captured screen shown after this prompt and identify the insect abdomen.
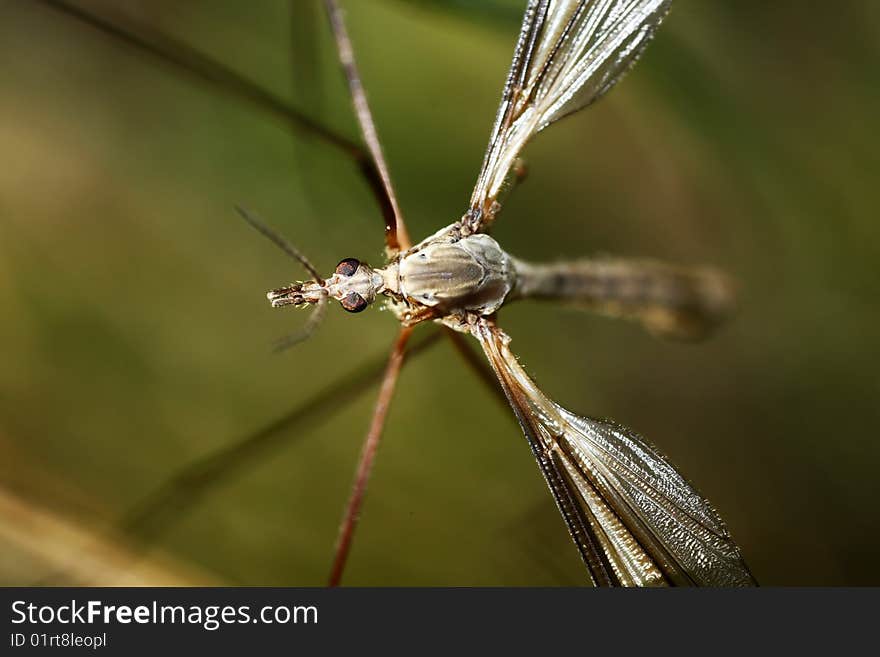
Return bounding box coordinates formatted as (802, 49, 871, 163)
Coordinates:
(511, 257, 735, 340)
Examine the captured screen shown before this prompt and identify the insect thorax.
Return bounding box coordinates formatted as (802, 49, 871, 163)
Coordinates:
(392, 228, 515, 316)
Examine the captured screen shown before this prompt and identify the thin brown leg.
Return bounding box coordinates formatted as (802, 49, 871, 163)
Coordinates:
(117, 328, 438, 546)
(34, 0, 398, 238)
(42, 0, 411, 248)
(323, 0, 411, 252)
(34, 329, 441, 586)
(328, 326, 413, 586)
(35, 0, 353, 153)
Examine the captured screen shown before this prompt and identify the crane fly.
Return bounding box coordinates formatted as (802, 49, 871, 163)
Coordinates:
(36, 0, 754, 585)
(240, 0, 755, 587)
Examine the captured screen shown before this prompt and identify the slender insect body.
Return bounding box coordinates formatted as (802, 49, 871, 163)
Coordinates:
(40, 0, 753, 587)
(268, 224, 517, 319)
(265, 0, 754, 586)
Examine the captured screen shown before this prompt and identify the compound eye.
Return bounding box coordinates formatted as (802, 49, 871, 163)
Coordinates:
(340, 291, 368, 313)
(335, 258, 360, 277)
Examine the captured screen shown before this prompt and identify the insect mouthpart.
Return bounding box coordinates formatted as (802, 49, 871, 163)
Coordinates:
(267, 280, 326, 308)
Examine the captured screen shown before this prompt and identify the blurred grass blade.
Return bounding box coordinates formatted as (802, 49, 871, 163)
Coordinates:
(120, 328, 443, 543)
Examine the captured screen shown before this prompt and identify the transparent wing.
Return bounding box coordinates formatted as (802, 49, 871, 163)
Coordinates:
(473, 319, 755, 586)
(464, 0, 672, 233)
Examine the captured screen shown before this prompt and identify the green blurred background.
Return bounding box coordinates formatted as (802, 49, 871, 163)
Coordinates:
(0, 0, 878, 585)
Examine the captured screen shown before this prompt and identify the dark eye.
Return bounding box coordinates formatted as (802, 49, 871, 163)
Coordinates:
(335, 258, 360, 277)
(340, 292, 368, 313)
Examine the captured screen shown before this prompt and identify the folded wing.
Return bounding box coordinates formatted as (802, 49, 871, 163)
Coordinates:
(466, 0, 672, 231)
(473, 319, 755, 586)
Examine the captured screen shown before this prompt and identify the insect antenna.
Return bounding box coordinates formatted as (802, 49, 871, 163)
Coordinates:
(235, 205, 324, 282)
(236, 205, 328, 349)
